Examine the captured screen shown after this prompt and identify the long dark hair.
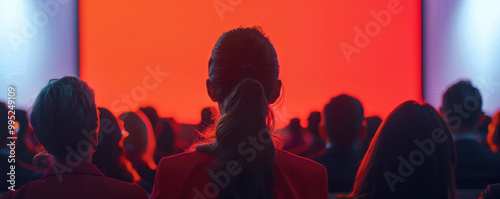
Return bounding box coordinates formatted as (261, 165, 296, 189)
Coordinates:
(195, 27, 280, 199)
(348, 101, 457, 199)
(92, 107, 134, 182)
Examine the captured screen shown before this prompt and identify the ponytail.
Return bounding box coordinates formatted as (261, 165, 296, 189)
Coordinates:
(197, 78, 276, 199)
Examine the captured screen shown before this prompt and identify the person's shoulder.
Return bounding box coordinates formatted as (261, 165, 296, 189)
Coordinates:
(276, 149, 326, 171)
(158, 151, 213, 169)
(1, 180, 37, 199)
(95, 175, 148, 196)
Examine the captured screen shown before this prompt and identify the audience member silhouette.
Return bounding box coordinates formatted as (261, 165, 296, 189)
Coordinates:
(360, 116, 382, 154)
(487, 111, 500, 153)
(299, 111, 326, 158)
(152, 27, 328, 199)
(345, 101, 457, 199)
(282, 118, 306, 154)
(138, 106, 179, 163)
(119, 111, 157, 192)
(139, 106, 161, 137)
(193, 107, 216, 143)
(91, 107, 136, 183)
(440, 80, 500, 189)
(154, 118, 177, 164)
(313, 94, 364, 192)
(1, 76, 147, 199)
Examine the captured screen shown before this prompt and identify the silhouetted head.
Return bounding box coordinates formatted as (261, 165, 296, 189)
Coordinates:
(119, 112, 149, 153)
(92, 107, 123, 165)
(30, 76, 99, 161)
(441, 80, 482, 133)
(307, 111, 322, 136)
(206, 27, 281, 107)
(199, 26, 281, 199)
(119, 110, 157, 170)
(155, 118, 175, 153)
(139, 106, 159, 130)
(288, 118, 302, 135)
(324, 94, 364, 148)
(350, 101, 457, 199)
(200, 107, 215, 127)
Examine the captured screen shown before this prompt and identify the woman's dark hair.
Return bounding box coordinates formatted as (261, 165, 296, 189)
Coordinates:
(30, 76, 99, 160)
(348, 101, 457, 199)
(441, 80, 482, 130)
(92, 107, 134, 182)
(196, 26, 280, 199)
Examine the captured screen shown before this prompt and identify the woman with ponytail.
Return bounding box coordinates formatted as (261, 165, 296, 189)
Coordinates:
(152, 27, 328, 199)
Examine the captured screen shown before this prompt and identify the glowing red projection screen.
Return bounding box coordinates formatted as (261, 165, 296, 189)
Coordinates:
(79, 0, 421, 126)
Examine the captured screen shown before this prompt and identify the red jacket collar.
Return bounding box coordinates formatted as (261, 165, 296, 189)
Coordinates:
(42, 161, 105, 180)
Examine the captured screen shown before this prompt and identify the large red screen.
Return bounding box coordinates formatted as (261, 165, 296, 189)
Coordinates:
(80, 0, 421, 127)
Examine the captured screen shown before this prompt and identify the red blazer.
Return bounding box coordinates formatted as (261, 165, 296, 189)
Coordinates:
(1, 161, 147, 199)
(152, 149, 328, 199)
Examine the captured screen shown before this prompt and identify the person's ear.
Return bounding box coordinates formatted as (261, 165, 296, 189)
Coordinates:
(269, 80, 282, 104)
(206, 79, 218, 102)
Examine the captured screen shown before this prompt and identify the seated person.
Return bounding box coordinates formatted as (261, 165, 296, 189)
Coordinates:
(91, 107, 137, 183)
(151, 27, 328, 199)
(343, 101, 457, 199)
(441, 81, 500, 189)
(314, 94, 364, 192)
(2, 77, 147, 199)
(299, 111, 327, 158)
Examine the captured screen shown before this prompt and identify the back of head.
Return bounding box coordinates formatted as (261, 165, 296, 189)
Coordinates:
(324, 94, 364, 147)
(200, 107, 215, 126)
(197, 26, 280, 199)
(288, 118, 302, 135)
(139, 106, 159, 130)
(156, 118, 175, 153)
(119, 112, 149, 153)
(30, 76, 99, 160)
(351, 101, 456, 199)
(441, 80, 482, 133)
(120, 110, 157, 171)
